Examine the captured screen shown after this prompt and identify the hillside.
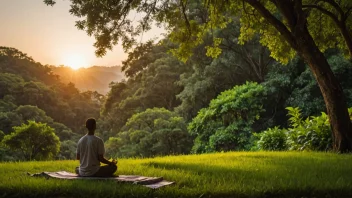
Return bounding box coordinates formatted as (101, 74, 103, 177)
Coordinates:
(51, 66, 125, 94)
(1, 152, 352, 197)
(0, 47, 102, 160)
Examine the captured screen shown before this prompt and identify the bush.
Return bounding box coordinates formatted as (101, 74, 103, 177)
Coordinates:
(256, 127, 288, 151)
(256, 107, 334, 151)
(286, 107, 332, 151)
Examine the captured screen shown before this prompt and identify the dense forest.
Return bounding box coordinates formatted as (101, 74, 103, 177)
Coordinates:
(1, 38, 352, 161)
(2, 0, 352, 160)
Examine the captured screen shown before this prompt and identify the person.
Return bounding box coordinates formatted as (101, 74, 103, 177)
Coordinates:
(75, 118, 117, 177)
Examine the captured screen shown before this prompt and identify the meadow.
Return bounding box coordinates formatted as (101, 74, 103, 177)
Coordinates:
(1, 151, 352, 198)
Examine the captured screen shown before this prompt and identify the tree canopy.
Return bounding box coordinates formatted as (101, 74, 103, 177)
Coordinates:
(44, 0, 352, 152)
(188, 82, 266, 153)
(2, 121, 60, 160)
(106, 108, 192, 157)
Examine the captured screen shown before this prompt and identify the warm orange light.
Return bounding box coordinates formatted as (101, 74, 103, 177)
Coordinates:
(62, 54, 88, 70)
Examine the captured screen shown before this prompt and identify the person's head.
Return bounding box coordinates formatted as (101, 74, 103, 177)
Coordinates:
(85, 118, 96, 133)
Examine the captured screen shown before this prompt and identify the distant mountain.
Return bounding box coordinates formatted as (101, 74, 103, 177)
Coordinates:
(51, 66, 125, 94)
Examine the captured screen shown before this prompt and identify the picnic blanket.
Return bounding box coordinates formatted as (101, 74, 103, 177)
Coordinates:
(29, 171, 174, 189)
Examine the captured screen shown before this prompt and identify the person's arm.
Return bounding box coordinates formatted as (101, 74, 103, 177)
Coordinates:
(97, 138, 116, 165)
(76, 153, 80, 160)
(98, 155, 116, 165)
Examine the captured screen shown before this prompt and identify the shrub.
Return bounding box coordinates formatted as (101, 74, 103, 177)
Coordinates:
(256, 127, 288, 151)
(255, 107, 341, 152)
(286, 107, 332, 151)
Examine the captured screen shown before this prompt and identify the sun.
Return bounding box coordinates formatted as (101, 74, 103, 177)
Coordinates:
(62, 54, 88, 70)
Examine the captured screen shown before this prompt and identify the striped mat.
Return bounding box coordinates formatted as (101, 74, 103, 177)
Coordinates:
(29, 171, 174, 189)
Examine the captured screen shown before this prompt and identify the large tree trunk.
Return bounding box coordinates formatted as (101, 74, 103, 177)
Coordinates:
(261, 0, 352, 152)
(296, 27, 352, 152)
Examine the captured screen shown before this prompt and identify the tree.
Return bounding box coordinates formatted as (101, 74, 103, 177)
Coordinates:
(287, 52, 352, 117)
(188, 82, 266, 153)
(57, 140, 76, 160)
(0, 46, 58, 85)
(0, 73, 24, 98)
(173, 16, 274, 121)
(179, 0, 352, 152)
(100, 40, 190, 136)
(2, 121, 60, 160)
(44, 0, 352, 152)
(111, 108, 192, 157)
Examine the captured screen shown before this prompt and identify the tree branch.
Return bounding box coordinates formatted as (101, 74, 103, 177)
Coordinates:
(302, 4, 340, 24)
(302, 2, 352, 56)
(244, 0, 297, 49)
(319, 0, 344, 18)
(180, 0, 191, 36)
(342, 6, 352, 21)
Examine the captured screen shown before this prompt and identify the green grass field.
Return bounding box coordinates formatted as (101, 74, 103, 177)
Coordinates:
(1, 152, 352, 198)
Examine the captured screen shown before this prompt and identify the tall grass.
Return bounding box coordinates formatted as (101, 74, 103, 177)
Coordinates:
(1, 152, 352, 197)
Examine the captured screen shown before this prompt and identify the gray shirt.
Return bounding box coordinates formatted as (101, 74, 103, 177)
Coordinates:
(76, 135, 105, 176)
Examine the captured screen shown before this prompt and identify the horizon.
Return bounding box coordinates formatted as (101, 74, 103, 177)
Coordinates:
(0, 0, 164, 69)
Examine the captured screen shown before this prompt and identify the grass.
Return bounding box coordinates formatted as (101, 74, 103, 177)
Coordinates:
(1, 151, 352, 197)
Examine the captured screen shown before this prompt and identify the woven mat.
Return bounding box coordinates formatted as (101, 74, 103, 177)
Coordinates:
(29, 171, 174, 189)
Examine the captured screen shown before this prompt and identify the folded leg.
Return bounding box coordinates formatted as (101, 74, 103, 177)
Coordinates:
(93, 165, 117, 177)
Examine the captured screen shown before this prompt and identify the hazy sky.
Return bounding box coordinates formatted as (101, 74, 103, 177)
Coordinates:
(0, 0, 164, 68)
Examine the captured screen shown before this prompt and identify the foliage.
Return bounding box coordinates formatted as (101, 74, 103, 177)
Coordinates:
(188, 82, 266, 153)
(45, 0, 352, 63)
(175, 18, 274, 121)
(2, 121, 60, 160)
(285, 107, 333, 151)
(287, 52, 352, 117)
(57, 140, 76, 160)
(100, 40, 190, 137)
(0, 105, 76, 141)
(256, 127, 288, 151)
(44, 0, 352, 151)
(0, 47, 102, 160)
(0, 47, 101, 133)
(0, 47, 57, 84)
(107, 108, 192, 158)
(0, 130, 4, 142)
(105, 137, 123, 158)
(256, 107, 335, 152)
(256, 51, 352, 133)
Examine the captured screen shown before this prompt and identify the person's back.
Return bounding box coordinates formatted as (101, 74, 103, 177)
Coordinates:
(75, 118, 117, 177)
(77, 135, 104, 176)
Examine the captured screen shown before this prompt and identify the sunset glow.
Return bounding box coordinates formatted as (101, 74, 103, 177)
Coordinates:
(62, 54, 88, 70)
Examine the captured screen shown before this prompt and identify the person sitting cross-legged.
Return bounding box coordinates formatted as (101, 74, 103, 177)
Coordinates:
(75, 118, 117, 177)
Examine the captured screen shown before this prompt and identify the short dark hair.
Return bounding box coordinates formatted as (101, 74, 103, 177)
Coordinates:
(85, 118, 96, 131)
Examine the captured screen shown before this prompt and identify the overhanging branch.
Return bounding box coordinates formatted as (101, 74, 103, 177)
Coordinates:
(302, 4, 340, 24)
(244, 0, 297, 49)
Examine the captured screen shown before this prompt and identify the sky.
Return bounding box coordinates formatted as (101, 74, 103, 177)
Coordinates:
(0, 0, 164, 69)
